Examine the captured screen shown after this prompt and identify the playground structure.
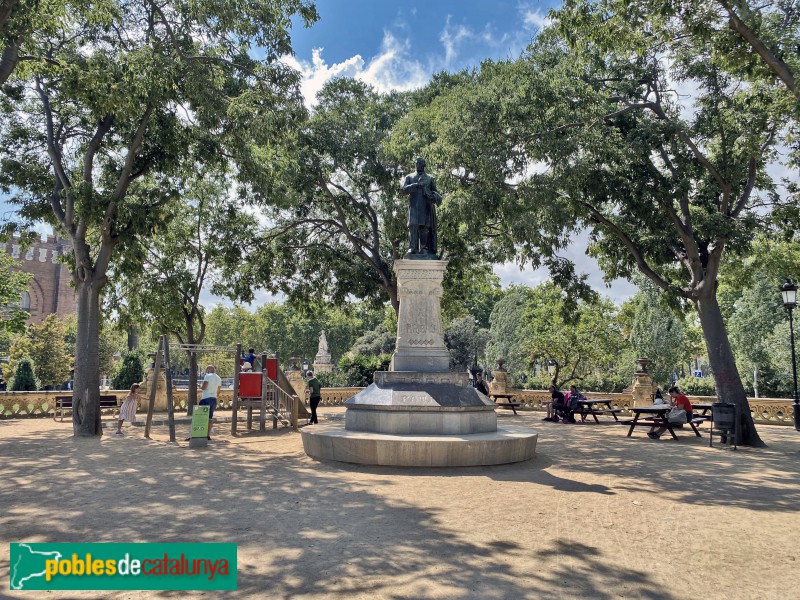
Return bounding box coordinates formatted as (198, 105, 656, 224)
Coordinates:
(140, 338, 309, 442)
(231, 344, 309, 433)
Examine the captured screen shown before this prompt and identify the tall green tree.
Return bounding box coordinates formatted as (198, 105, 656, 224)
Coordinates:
(27, 314, 71, 388)
(251, 78, 408, 312)
(421, 7, 786, 444)
(629, 280, 686, 388)
(444, 316, 490, 372)
(0, 0, 317, 436)
(727, 272, 785, 397)
(0, 0, 90, 88)
(0, 250, 31, 333)
(110, 173, 261, 412)
(252, 77, 500, 315)
(520, 283, 627, 389)
(720, 237, 800, 396)
(10, 355, 37, 390)
(591, 0, 800, 103)
(486, 286, 535, 377)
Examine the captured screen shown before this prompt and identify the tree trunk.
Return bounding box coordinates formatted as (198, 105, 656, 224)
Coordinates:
(0, 39, 19, 87)
(72, 278, 103, 437)
(753, 366, 759, 398)
(127, 326, 139, 351)
(185, 315, 199, 415)
(695, 292, 764, 447)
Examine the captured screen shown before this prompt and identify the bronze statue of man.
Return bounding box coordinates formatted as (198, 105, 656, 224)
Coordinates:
(402, 157, 442, 257)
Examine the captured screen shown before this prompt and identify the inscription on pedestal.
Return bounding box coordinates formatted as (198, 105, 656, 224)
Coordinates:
(374, 371, 467, 386)
(392, 259, 450, 372)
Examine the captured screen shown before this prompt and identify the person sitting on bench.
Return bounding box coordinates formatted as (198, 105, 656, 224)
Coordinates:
(648, 386, 693, 439)
(556, 385, 584, 423)
(542, 385, 564, 421)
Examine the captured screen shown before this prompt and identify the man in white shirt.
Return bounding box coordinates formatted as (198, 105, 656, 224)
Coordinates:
(199, 365, 222, 440)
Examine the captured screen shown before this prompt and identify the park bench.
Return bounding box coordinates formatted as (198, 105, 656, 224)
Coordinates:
(490, 393, 522, 415)
(620, 411, 705, 439)
(575, 399, 623, 423)
(54, 395, 119, 422)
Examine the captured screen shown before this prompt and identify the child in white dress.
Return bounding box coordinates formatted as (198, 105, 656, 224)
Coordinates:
(116, 383, 142, 435)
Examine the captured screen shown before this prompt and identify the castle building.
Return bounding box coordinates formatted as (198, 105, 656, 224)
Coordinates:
(4, 234, 76, 325)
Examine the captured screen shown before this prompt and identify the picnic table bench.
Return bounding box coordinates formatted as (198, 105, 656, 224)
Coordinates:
(620, 405, 704, 440)
(490, 393, 522, 415)
(692, 403, 714, 422)
(54, 394, 120, 422)
(575, 398, 623, 423)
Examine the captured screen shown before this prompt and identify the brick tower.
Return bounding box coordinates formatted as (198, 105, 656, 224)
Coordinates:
(4, 234, 76, 325)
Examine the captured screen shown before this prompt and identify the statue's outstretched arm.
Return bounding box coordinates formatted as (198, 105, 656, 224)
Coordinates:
(402, 176, 418, 194)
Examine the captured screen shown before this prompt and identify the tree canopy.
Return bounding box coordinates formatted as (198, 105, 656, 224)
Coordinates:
(0, 0, 317, 435)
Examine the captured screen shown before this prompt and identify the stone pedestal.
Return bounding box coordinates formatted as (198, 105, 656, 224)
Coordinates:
(390, 259, 450, 372)
(628, 372, 655, 407)
(346, 371, 497, 435)
(312, 356, 333, 373)
(489, 370, 509, 396)
(302, 257, 538, 467)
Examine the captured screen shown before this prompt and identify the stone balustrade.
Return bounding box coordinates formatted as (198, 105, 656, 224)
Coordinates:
(1, 388, 796, 426)
(0, 389, 234, 418)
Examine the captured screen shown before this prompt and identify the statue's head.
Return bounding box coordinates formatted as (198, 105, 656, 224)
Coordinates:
(415, 156, 425, 172)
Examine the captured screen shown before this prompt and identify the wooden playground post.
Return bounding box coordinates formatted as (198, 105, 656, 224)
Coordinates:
(265, 352, 277, 430)
(144, 336, 164, 439)
(231, 343, 241, 435)
(163, 336, 176, 442)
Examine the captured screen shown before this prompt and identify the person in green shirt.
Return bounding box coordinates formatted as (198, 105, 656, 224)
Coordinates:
(305, 370, 321, 424)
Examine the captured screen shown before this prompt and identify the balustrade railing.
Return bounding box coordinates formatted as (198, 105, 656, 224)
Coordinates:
(1, 388, 796, 426)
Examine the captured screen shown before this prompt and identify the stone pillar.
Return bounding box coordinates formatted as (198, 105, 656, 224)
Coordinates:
(489, 359, 508, 395)
(629, 358, 655, 407)
(313, 354, 333, 373)
(390, 259, 450, 372)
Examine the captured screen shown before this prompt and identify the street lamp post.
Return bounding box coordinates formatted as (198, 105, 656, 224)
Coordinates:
(780, 279, 799, 431)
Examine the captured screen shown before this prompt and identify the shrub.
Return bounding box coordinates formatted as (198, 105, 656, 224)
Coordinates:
(112, 351, 145, 390)
(674, 375, 716, 397)
(579, 373, 630, 393)
(337, 354, 391, 387)
(315, 370, 348, 388)
(11, 357, 39, 391)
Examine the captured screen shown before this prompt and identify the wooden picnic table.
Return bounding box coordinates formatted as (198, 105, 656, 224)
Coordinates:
(575, 398, 622, 423)
(490, 393, 522, 415)
(622, 405, 702, 440)
(692, 403, 714, 421)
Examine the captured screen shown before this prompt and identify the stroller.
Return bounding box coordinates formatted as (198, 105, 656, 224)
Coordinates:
(554, 394, 579, 423)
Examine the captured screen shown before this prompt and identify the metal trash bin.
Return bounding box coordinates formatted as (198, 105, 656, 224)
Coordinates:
(710, 401, 738, 450)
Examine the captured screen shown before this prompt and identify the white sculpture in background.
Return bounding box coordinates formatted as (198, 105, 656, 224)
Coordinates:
(313, 330, 333, 373)
(318, 330, 329, 355)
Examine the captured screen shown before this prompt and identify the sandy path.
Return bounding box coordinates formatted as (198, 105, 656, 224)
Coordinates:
(1, 409, 799, 599)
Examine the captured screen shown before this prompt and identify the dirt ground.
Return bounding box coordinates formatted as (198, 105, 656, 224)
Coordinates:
(1, 408, 799, 599)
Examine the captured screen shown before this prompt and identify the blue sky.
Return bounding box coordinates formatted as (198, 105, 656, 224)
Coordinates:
(282, 0, 559, 102)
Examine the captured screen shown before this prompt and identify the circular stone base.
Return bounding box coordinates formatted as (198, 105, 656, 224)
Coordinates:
(301, 423, 538, 467)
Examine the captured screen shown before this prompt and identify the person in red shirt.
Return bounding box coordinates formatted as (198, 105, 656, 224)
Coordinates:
(649, 386, 693, 439)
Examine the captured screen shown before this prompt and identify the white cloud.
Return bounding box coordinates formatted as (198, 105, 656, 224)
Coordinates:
(282, 31, 429, 105)
(519, 4, 552, 31)
(439, 16, 476, 67)
(493, 238, 640, 305)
